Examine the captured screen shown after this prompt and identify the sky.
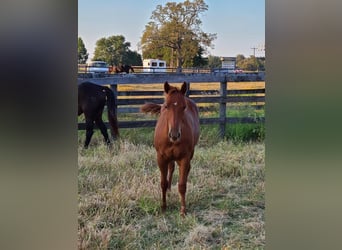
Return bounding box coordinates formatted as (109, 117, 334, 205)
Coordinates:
(78, 0, 265, 61)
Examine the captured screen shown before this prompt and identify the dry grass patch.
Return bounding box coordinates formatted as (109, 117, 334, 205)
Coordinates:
(78, 139, 265, 249)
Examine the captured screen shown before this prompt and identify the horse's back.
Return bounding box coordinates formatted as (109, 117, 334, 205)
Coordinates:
(78, 82, 107, 114)
(185, 97, 200, 145)
(79, 82, 107, 96)
(79, 81, 104, 92)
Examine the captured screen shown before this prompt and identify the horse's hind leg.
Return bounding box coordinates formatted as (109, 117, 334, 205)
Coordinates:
(167, 161, 175, 191)
(95, 118, 110, 146)
(84, 119, 94, 149)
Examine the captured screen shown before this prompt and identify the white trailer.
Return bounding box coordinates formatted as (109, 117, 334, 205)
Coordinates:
(143, 59, 167, 73)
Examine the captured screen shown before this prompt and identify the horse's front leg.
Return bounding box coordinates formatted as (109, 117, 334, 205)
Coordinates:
(157, 155, 168, 212)
(167, 161, 175, 191)
(177, 158, 191, 217)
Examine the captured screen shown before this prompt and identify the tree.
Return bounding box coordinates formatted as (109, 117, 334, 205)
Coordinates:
(235, 54, 245, 67)
(125, 50, 143, 66)
(257, 57, 265, 71)
(141, 0, 216, 71)
(207, 55, 221, 69)
(78, 37, 88, 64)
(236, 55, 265, 71)
(93, 35, 142, 66)
(191, 46, 207, 67)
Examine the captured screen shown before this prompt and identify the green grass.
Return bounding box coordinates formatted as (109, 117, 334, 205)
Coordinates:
(78, 135, 265, 249)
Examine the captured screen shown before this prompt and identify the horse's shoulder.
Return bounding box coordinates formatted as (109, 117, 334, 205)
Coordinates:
(185, 98, 199, 114)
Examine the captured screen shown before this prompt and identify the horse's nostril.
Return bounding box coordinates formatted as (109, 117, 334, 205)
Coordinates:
(169, 131, 181, 141)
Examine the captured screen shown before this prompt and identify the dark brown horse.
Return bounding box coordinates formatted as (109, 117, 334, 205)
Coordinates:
(141, 81, 200, 216)
(78, 82, 119, 148)
(113, 64, 134, 74)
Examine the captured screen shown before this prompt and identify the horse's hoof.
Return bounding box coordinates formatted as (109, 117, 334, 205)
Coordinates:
(180, 206, 186, 217)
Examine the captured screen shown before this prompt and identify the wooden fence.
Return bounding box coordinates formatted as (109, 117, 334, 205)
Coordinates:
(78, 72, 265, 138)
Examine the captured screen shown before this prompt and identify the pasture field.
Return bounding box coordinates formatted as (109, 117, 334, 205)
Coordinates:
(78, 136, 265, 249)
(78, 81, 265, 249)
(117, 81, 265, 92)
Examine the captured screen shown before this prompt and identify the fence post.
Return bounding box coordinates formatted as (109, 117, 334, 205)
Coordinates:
(219, 80, 227, 138)
(109, 84, 118, 117)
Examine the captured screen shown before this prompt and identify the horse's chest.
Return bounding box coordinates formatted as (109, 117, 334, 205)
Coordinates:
(157, 143, 186, 160)
(168, 146, 182, 157)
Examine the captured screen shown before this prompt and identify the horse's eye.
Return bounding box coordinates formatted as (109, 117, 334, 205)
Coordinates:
(164, 105, 168, 109)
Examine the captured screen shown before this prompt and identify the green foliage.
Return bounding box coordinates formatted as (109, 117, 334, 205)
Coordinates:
(227, 106, 265, 142)
(235, 54, 245, 66)
(207, 55, 221, 68)
(191, 46, 208, 67)
(93, 35, 142, 65)
(125, 50, 143, 66)
(78, 37, 88, 64)
(141, 0, 216, 69)
(226, 123, 265, 142)
(236, 55, 265, 71)
(198, 104, 265, 142)
(257, 56, 265, 71)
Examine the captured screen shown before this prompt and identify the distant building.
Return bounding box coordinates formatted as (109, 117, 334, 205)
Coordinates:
(220, 57, 236, 70)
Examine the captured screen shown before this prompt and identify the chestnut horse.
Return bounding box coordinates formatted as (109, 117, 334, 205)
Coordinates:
(141, 81, 200, 216)
(78, 82, 119, 148)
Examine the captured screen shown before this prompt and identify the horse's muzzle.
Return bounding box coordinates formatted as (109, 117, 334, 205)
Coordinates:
(168, 130, 181, 142)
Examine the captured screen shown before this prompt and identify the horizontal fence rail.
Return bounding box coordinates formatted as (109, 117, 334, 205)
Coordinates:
(78, 73, 265, 138)
(78, 72, 265, 84)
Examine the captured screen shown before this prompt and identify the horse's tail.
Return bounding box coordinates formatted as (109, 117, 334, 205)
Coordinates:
(103, 87, 119, 138)
(140, 103, 161, 115)
(130, 66, 134, 73)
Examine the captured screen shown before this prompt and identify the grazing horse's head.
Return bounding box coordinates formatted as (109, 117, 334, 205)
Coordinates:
(163, 81, 187, 143)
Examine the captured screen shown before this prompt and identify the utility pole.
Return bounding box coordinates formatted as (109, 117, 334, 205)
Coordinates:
(251, 46, 258, 71)
(251, 47, 257, 57)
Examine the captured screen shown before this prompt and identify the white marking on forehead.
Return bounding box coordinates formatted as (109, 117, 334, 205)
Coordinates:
(173, 102, 177, 106)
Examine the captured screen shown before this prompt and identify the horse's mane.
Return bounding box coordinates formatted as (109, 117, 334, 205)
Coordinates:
(140, 103, 161, 115)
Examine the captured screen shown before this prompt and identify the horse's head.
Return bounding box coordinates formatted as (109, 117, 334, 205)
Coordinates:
(163, 81, 187, 142)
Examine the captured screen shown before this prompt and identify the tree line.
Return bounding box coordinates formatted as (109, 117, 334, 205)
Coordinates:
(78, 0, 265, 71)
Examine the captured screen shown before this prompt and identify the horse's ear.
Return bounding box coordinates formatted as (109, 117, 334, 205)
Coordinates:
(164, 81, 170, 93)
(181, 82, 187, 95)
